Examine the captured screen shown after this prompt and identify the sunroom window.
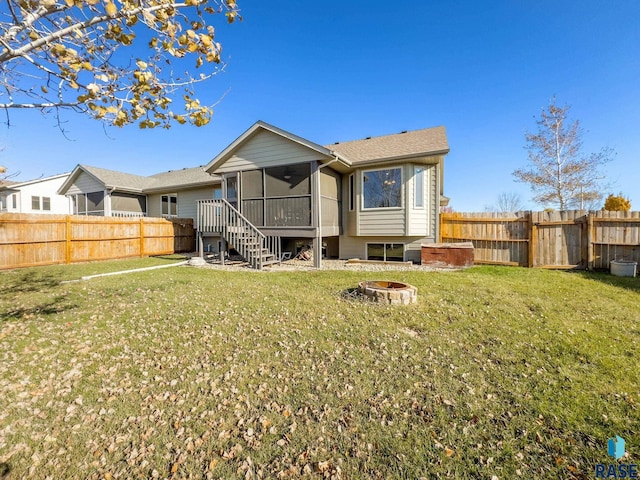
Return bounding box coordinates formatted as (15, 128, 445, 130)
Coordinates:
(363, 168, 402, 209)
(241, 163, 311, 227)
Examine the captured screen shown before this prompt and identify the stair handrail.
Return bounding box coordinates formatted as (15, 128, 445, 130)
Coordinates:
(197, 198, 282, 270)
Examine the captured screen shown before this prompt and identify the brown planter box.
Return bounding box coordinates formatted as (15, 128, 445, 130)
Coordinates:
(421, 242, 474, 268)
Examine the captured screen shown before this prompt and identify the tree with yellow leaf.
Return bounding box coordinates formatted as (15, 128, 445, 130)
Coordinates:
(603, 193, 631, 211)
(0, 0, 240, 128)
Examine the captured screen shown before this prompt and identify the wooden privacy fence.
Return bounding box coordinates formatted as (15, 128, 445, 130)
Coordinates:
(440, 210, 640, 269)
(0, 213, 195, 270)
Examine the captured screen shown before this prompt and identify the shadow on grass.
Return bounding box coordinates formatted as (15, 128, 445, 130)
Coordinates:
(573, 270, 640, 294)
(1, 270, 63, 296)
(0, 462, 10, 479)
(150, 254, 189, 261)
(1, 295, 78, 322)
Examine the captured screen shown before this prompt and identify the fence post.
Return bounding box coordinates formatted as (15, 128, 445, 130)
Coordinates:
(65, 215, 72, 264)
(139, 217, 145, 257)
(527, 211, 536, 268)
(587, 212, 594, 270)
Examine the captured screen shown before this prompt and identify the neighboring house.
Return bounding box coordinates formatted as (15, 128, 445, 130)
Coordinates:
(196, 120, 449, 268)
(0, 173, 71, 214)
(57, 164, 221, 219)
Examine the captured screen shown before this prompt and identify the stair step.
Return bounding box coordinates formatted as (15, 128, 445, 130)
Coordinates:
(261, 259, 281, 266)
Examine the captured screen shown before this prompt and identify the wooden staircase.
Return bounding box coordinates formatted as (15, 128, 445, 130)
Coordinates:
(196, 199, 281, 270)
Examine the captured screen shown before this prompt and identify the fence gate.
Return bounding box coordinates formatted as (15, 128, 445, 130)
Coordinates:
(440, 210, 640, 269)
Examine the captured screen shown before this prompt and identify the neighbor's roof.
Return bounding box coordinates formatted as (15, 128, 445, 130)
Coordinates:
(0, 179, 20, 191)
(326, 126, 449, 163)
(0, 173, 69, 191)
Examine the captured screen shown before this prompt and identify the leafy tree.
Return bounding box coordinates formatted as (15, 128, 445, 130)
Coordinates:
(513, 98, 613, 210)
(603, 193, 631, 211)
(0, 0, 240, 129)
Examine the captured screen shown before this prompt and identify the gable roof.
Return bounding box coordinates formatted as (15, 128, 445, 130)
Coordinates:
(85, 164, 153, 191)
(205, 120, 351, 173)
(58, 164, 219, 195)
(326, 126, 449, 164)
(0, 180, 19, 190)
(0, 173, 69, 192)
(58, 164, 153, 194)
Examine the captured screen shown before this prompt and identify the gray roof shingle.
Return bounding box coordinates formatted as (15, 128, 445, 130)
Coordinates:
(325, 126, 448, 163)
(80, 164, 153, 191)
(148, 166, 219, 190)
(78, 164, 218, 192)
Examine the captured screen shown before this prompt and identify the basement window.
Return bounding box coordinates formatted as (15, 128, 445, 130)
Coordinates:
(367, 243, 404, 262)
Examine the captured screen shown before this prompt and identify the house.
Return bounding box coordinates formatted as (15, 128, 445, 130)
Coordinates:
(196, 121, 449, 268)
(0, 173, 71, 214)
(57, 164, 221, 219)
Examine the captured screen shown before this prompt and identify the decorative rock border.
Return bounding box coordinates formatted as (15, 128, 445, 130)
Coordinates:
(357, 281, 418, 305)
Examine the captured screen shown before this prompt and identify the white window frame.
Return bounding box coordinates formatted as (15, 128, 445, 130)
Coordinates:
(361, 167, 403, 211)
(161, 193, 178, 217)
(348, 173, 355, 211)
(365, 242, 405, 262)
(414, 166, 424, 209)
(31, 195, 41, 211)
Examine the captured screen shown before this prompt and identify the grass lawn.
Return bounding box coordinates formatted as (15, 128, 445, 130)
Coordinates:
(1, 260, 639, 479)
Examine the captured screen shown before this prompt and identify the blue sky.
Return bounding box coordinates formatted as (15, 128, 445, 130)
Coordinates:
(2, 0, 639, 211)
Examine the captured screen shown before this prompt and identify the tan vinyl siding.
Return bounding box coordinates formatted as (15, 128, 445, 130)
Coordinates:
(341, 175, 357, 236)
(215, 130, 325, 173)
(359, 209, 406, 236)
(65, 172, 104, 195)
(178, 187, 216, 220)
(320, 168, 340, 234)
(148, 188, 214, 221)
(338, 235, 428, 263)
(147, 193, 162, 218)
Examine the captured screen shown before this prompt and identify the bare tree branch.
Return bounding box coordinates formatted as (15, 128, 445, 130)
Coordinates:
(513, 97, 614, 210)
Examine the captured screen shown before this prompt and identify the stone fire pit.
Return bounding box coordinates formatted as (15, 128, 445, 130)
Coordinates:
(358, 280, 418, 305)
